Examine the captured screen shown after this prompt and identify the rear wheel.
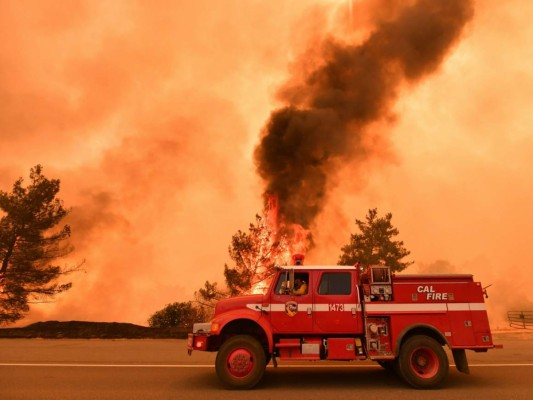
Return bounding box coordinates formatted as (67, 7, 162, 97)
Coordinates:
(215, 335, 266, 390)
(398, 335, 449, 389)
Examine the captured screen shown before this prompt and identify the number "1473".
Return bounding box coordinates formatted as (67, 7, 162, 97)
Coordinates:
(328, 304, 344, 312)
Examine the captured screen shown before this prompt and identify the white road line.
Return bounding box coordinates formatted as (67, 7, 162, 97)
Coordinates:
(466, 364, 533, 367)
(0, 364, 214, 368)
(1, 363, 532, 368)
(275, 364, 533, 368)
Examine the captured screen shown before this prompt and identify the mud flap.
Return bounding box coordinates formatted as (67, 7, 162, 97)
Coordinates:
(452, 349, 470, 374)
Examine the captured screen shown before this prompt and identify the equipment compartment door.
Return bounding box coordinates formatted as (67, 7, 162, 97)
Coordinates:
(447, 304, 476, 346)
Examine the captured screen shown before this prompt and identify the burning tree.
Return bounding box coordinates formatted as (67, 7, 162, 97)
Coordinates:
(223, 212, 291, 296)
(338, 208, 413, 272)
(157, 210, 291, 324)
(193, 198, 293, 317)
(0, 165, 74, 325)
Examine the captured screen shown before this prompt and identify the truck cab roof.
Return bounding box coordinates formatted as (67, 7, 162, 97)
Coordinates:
(277, 265, 356, 271)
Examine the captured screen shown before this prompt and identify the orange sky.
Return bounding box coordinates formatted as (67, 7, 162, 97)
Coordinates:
(1, 0, 532, 328)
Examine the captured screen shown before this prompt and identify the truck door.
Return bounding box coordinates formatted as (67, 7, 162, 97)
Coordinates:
(269, 270, 313, 333)
(313, 271, 363, 334)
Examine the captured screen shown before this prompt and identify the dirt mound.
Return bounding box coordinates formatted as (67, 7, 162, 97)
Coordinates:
(0, 321, 188, 339)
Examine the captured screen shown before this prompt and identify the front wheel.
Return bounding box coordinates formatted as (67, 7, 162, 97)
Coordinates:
(397, 335, 449, 389)
(215, 335, 266, 390)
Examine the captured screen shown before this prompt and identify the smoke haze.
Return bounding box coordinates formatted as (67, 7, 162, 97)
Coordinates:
(1, 0, 532, 327)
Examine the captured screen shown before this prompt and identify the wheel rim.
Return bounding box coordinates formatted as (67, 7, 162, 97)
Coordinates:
(226, 348, 254, 378)
(410, 346, 439, 378)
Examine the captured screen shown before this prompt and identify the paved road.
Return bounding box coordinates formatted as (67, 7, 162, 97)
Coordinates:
(1, 331, 532, 400)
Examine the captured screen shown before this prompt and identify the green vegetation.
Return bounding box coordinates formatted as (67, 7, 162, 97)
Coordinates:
(148, 302, 207, 329)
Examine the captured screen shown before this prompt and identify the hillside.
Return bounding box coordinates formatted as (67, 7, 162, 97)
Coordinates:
(0, 321, 189, 339)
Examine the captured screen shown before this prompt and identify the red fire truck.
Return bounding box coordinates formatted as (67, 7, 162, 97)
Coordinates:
(187, 260, 499, 389)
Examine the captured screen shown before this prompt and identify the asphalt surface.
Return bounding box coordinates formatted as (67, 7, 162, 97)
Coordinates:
(1, 331, 532, 400)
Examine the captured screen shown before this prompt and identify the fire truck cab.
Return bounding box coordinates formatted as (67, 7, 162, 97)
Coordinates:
(187, 264, 498, 390)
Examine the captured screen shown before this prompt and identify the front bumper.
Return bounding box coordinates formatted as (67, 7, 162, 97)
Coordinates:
(187, 332, 211, 354)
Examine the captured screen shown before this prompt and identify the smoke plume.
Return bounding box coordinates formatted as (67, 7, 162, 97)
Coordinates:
(255, 0, 474, 231)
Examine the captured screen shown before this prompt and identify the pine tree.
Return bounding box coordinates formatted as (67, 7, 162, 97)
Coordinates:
(223, 213, 289, 296)
(338, 208, 412, 272)
(0, 165, 74, 325)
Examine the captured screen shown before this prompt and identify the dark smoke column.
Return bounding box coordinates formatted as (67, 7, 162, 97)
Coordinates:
(254, 0, 474, 233)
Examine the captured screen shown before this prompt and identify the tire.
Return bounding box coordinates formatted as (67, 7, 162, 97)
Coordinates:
(215, 335, 266, 390)
(397, 335, 449, 389)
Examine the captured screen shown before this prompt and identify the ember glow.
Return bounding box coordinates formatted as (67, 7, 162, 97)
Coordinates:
(1, 0, 532, 327)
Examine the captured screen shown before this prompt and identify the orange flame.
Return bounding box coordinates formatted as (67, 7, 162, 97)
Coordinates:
(265, 192, 311, 263)
(247, 193, 311, 295)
